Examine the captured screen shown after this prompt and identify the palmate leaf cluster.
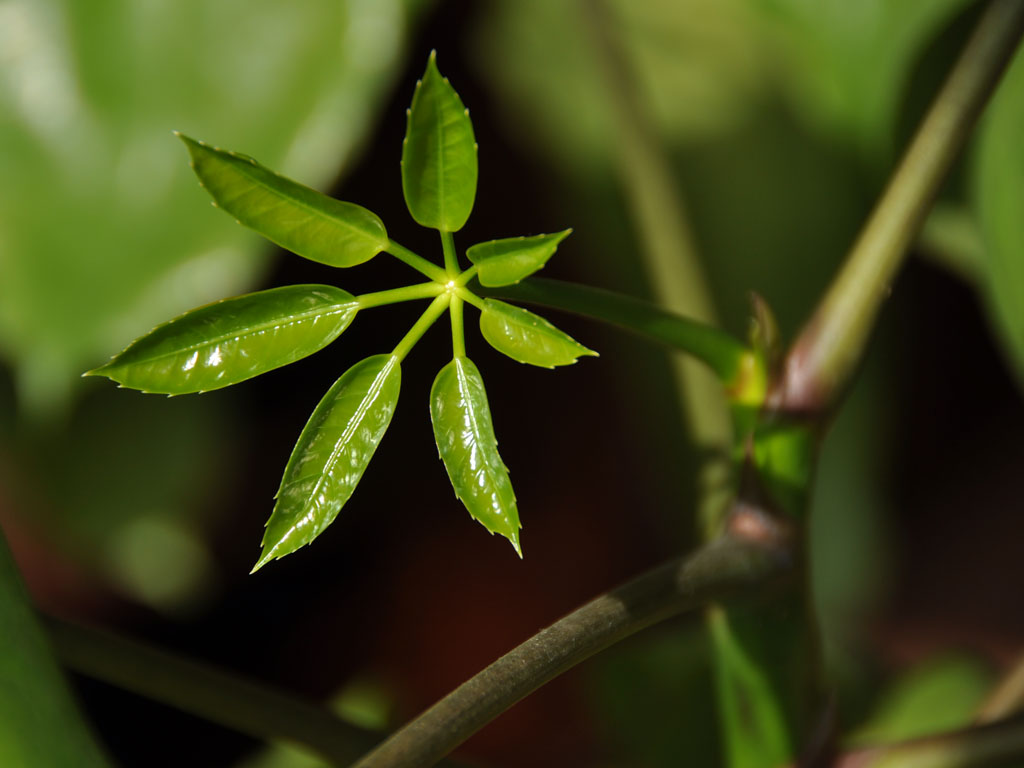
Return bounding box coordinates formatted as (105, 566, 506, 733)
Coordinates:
(87, 53, 596, 570)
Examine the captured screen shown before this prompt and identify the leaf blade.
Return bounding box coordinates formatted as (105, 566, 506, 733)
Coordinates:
(256, 354, 401, 570)
(87, 285, 358, 394)
(479, 299, 597, 368)
(179, 134, 388, 267)
(401, 52, 478, 232)
(430, 357, 520, 554)
(467, 230, 572, 286)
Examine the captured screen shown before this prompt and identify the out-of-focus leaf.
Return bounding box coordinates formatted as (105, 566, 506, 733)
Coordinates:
(973, 47, 1024, 388)
(401, 52, 477, 232)
(479, 299, 596, 368)
(88, 285, 358, 394)
(746, 0, 972, 158)
(0, 0, 415, 416)
(0, 532, 110, 767)
(850, 655, 992, 745)
(473, 0, 771, 176)
(255, 354, 401, 570)
(430, 357, 520, 555)
(179, 136, 388, 268)
(467, 230, 571, 287)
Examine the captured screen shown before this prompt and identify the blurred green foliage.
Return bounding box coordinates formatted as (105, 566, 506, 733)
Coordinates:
(1, 0, 1023, 765)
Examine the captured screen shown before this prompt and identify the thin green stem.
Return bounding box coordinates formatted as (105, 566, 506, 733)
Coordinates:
(351, 532, 791, 768)
(478, 278, 752, 388)
(456, 286, 485, 312)
(781, 0, 1024, 413)
(44, 616, 377, 765)
(454, 265, 478, 287)
(440, 230, 459, 277)
(450, 295, 466, 358)
(385, 239, 448, 283)
(391, 293, 451, 363)
(356, 282, 444, 310)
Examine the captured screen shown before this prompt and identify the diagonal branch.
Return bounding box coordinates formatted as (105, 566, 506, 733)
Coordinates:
(350, 532, 792, 768)
(779, 0, 1024, 415)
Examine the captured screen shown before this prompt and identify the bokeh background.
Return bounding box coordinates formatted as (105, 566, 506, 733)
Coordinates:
(2, 0, 1024, 765)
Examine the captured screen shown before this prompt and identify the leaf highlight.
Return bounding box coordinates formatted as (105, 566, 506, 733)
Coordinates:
(430, 357, 520, 555)
(255, 354, 401, 570)
(86, 285, 359, 394)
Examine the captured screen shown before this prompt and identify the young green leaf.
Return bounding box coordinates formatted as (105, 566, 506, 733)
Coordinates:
(467, 229, 572, 286)
(87, 285, 359, 394)
(255, 354, 401, 570)
(430, 357, 520, 555)
(178, 134, 388, 267)
(401, 52, 478, 232)
(479, 299, 597, 368)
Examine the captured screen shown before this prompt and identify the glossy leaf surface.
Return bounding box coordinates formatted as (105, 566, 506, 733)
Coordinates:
(467, 230, 572, 286)
(180, 134, 388, 267)
(401, 52, 477, 232)
(256, 354, 401, 570)
(430, 357, 520, 555)
(87, 285, 358, 394)
(479, 299, 596, 368)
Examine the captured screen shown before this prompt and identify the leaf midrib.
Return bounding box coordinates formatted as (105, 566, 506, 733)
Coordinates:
(115, 303, 357, 368)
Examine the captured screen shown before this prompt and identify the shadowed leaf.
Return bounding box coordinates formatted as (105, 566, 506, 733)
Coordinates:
(479, 299, 596, 368)
(467, 230, 572, 287)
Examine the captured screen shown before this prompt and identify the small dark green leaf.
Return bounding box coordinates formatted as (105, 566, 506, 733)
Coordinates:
(401, 52, 478, 232)
(87, 285, 358, 394)
(430, 357, 520, 555)
(178, 134, 388, 267)
(255, 354, 401, 570)
(467, 230, 572, 286)
(479, 299, 596, 368)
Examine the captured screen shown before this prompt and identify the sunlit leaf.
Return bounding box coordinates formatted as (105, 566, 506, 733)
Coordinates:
(430, 357, 520, 555)
(973, 48, 1024, 389)
(179, 135, 388, 268)
(87, 285, 358, 394)
(255, 354, 401, 570)
(479, 299, 596, 368)
(0, 533, 110, 767)
(467, 230, 572, 287)
(401, 52, 477, 232)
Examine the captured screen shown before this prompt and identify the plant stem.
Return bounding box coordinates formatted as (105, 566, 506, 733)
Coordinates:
(580, 0, 729, 454)
(836, 713, 1024, 768)
(976, 652, 1024, 724)
(44, 616, 375, 765)
(385, 240, 448, 283)
(449, 296, 466, 358)
(480, 278, 751, 387)
(440, 230, 459, 278)
(350, 532, 791, 768)
(357, 282, 444, 310)
(454, 265, 478, 287)
(391, 294, 451, 363)
(781, 0, 1024, 413)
